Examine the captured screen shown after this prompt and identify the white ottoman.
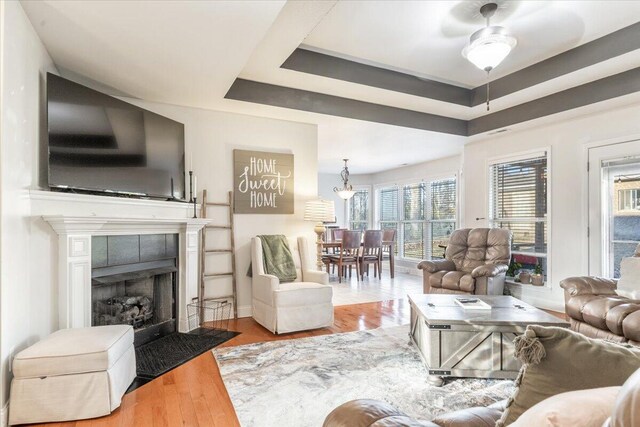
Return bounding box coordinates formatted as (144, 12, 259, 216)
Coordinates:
(9, 325, 136, 425)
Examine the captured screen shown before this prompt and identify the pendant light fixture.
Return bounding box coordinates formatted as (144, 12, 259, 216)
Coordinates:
(462, 2, 517, 111)
(333, 159, 355, 200)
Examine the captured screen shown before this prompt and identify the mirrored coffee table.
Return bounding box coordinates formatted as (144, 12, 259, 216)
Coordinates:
(408, 294, 569, 386)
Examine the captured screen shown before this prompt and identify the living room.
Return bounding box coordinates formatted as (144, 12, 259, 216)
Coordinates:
(2, 1, 640, 426)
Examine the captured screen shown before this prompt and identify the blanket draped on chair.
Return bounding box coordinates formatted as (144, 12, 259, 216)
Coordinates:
(257, 235, 297, 283)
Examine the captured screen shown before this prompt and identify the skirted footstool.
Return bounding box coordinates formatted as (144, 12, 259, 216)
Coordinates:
(9, 325, 136, 425)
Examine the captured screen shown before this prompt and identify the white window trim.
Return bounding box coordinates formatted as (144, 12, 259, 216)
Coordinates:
(374, 174, 459, 262)
(487, 147, 552, 290)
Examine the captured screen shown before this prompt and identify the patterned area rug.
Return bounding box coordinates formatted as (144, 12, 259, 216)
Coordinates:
(213, 326, 514, 427)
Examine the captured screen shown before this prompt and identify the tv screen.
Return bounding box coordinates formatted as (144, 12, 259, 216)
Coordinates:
(47, 73, 185, 200)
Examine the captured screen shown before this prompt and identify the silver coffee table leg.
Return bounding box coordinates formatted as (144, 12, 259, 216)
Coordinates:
(428, 375, 445, 387)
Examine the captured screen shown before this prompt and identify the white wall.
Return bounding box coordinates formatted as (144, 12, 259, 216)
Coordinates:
(102, 100, 319, 318)
(0, 2, 319, 418)
(0, 0, 57, 417)
(463, 103, 640, 311)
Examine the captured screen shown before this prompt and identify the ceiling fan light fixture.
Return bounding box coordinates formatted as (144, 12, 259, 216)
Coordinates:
(462, 26, 517, 72)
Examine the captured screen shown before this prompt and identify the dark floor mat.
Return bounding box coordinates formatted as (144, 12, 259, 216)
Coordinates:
(127, 329, 239, 392)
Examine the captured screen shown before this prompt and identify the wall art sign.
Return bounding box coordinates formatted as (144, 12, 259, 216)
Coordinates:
(233, 149, 294, 214)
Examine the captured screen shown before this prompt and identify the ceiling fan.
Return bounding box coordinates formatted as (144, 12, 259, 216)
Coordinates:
(460, 2, 518, 111)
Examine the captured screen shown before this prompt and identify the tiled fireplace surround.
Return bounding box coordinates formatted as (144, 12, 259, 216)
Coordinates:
(32, 190, 210, 333)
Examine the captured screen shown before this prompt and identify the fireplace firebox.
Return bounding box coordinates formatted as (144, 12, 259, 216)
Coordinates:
(91, 234, 178, 346)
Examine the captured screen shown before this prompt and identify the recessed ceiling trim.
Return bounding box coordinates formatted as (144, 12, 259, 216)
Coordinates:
(225, 79, 468, 136)
(281, 48, 471, 106)
(281, 22, 640, 108)
(468, 67, 640, 135)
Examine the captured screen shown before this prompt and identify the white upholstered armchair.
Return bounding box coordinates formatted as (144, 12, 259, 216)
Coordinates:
(251, 236, 334, 334)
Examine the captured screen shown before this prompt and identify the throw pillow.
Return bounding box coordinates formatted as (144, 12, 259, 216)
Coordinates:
(511, 386, 619, 427)
(616, 257, 640, 299)
(605, 367, 640, 427)
(497, 325, 640, 426)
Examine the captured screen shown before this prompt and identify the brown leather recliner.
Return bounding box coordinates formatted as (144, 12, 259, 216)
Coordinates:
(560, 276, 640, 346)
(417, 228, 512, 296)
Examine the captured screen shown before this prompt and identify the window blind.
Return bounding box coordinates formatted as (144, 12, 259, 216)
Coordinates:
(490, 157, 547, 220)
(379, 187, 399, 221)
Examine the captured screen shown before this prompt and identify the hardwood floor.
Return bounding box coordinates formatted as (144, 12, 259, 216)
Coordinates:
(31, 299, 410, 427)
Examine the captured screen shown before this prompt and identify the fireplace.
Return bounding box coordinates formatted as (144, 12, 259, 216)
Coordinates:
(91, 234, 178, 346)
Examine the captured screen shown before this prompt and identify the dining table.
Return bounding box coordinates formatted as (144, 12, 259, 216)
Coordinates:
(322, 239, 395, 278)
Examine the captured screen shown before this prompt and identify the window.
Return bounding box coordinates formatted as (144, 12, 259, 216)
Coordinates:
(349, 189, 369, 231)
(618, 189, 640, 211)
(429, 178, 457, 260)
(379, 187, 400, 254)
(490, 153, 548, 279)
(377, 177, 457, 260)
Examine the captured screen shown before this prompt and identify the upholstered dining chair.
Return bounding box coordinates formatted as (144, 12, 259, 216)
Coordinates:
(417, 228, 512, 296)
(327, 230, 362, 283)
(360, 230, 383, 280)
(381, 229, 397, 278)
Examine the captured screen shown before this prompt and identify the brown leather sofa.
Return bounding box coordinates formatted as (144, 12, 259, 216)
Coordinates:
(417, 228, 512, 296)
(560, 276, 640, 346)
(323, 399, 505, 427)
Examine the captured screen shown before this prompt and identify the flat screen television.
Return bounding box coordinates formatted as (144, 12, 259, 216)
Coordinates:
(47, 73, 185, 200)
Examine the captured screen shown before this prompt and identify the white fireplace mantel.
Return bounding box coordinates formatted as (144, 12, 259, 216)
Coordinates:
(43, 215, 211, 332)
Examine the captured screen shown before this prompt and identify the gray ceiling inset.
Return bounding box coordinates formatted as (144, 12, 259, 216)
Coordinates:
(225, 79, 467, 135)
(282, 49, 471, 106)
(281, 22, 640, 108)
(227, 67, 640, 136)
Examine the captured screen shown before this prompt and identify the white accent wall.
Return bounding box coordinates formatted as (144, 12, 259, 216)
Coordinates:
(463, 103, 640, 312)
(0, 2, 318, 418)
(0, 0, 57, 416)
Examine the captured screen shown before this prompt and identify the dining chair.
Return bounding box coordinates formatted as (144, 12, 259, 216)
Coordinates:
(331, 228, 346, 242)
(360, 230, 383, 280)
(381, 228, 397, 278)
(327, 230, 362, 283)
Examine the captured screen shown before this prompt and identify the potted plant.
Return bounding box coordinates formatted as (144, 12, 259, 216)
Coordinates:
(531, 263, 544, 286)
(506, 257, 522, 280)
(519, 269, 532, 284)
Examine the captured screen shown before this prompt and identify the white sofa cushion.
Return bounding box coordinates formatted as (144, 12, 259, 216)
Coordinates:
(13, 325, 133, 378)
(617, 257, 640, 299)
(275, 282, 333, 307)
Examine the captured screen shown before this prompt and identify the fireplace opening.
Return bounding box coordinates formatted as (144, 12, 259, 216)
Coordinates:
(91, 234, 178, 346)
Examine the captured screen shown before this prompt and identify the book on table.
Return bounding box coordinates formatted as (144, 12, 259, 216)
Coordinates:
(454, 297, 492, 310)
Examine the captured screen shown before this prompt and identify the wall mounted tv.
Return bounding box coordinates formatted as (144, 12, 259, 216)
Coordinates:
(47, 73, 185, 200)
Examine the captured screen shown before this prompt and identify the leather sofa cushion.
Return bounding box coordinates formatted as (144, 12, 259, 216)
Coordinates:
(607, 304, 640, 336)
(623, 311, 640, 342)
(431, 271, 475, 293)
(431, 402, 504, 427)
(582, 297, 630, 330)
(13, 325, 133, 379)
(322, 399, 436, 427)
(446, 228, 511, 274)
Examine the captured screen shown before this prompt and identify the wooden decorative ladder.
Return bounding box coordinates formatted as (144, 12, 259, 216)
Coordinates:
(199, 189, 238, 319)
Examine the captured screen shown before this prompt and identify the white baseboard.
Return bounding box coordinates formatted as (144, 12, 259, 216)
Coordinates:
(1, 401, 8, 427)
(237, 305, 252, 318)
